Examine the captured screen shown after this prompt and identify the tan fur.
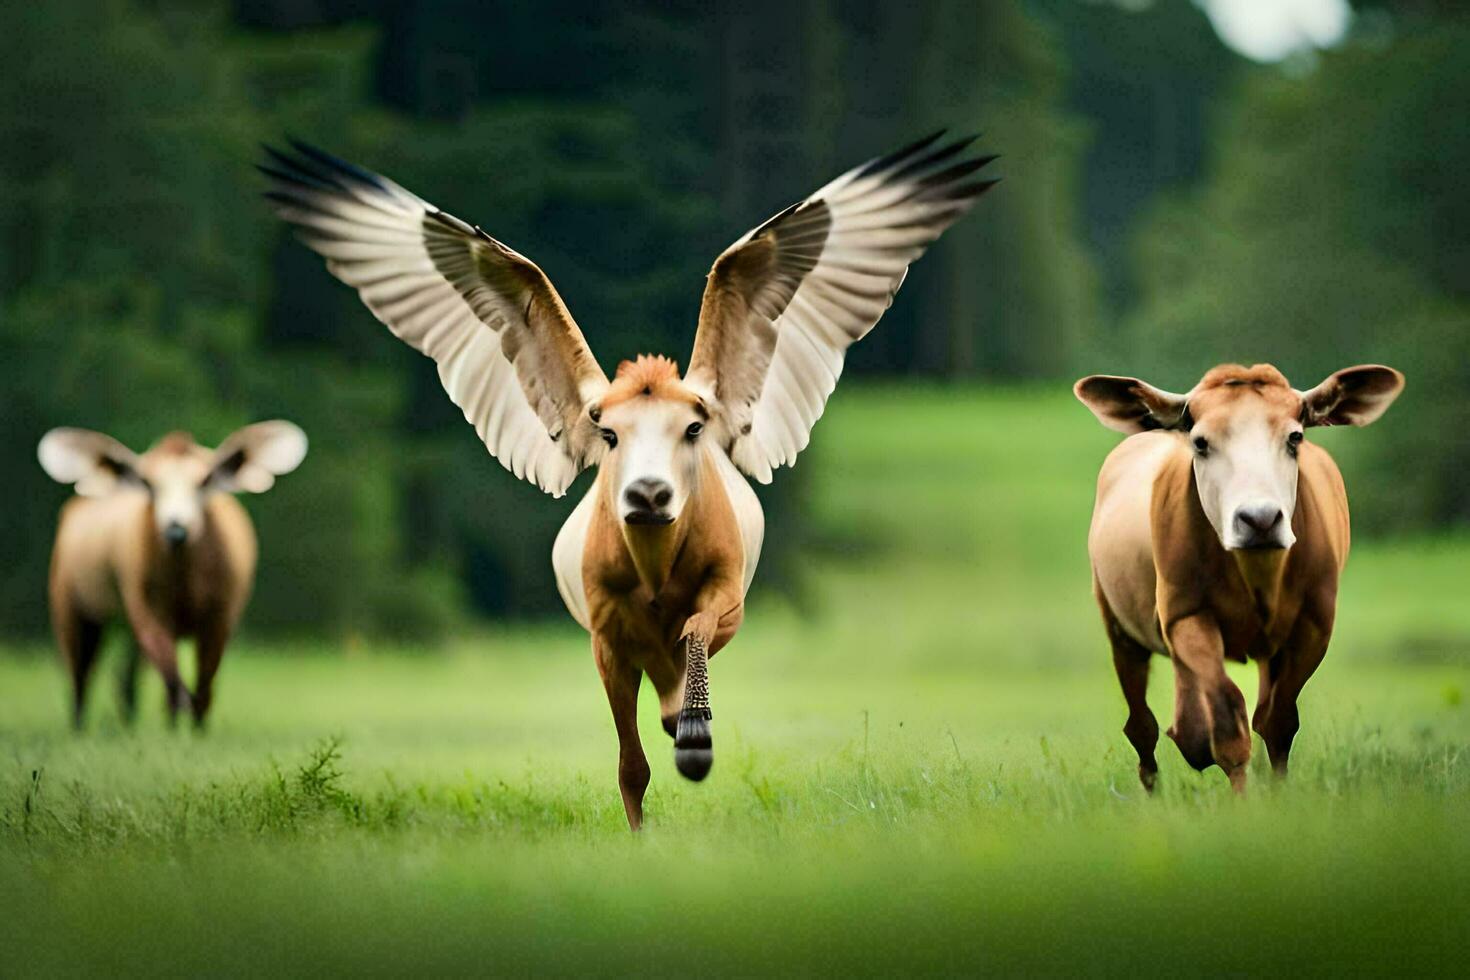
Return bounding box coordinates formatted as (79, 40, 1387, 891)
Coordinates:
(599, 355, 703, 413)
(1083, 362, 1376, 794)
(47, 432, 278, 728)
(555, 365, 759, 830)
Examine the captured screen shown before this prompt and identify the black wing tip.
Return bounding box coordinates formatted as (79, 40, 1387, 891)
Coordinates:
(256, 161, 304, 185)
(859, 128, 1001, 186)
(919, 153, 1001, 188)
(854, 129, 949, 179)
(937, 132, 983, 156)
(260, 137, 392, 195)
(949, 177, 1002, 202)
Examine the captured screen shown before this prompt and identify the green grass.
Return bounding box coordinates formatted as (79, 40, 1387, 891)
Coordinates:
(2, 386, 1467, 975)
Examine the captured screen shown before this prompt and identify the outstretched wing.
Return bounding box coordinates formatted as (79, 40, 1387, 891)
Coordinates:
(687, 132, 997, 482)
(261, 142, 608, 496)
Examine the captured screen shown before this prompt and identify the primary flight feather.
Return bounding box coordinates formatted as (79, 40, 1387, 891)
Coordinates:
(261, 132, 997, 489)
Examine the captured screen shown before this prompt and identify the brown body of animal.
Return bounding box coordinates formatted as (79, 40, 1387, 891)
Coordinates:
(263, 132, 998, 828)
(1075, 363, 1404, 793)
(550, 356, 764, 825)
(39, 423, 307, 728)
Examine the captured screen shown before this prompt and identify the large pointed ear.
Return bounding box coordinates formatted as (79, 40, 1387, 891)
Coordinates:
(37, 428, 144, 497)
(1073, 376, 1191, 434)
(206, 421, 308, 494)
(1298, 365, 1405, 428)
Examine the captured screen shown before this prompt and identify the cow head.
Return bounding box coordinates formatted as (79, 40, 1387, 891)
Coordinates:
(588, 356, 710, 528)
(39, 422, 308, 550)
(1075, 364, 1404, 552)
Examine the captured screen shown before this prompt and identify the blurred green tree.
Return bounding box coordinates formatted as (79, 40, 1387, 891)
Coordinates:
(0, 1, 455, 637)
(1123, 18, 1470, 530)
(0, 0, 1219, 639)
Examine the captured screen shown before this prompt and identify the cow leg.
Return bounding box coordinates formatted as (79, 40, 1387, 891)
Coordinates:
(673, 630, 713, 782)
(1167, 657, 1214, 772)
(118, 639, 142, 725)
(1253, 618, 1331, 777)
(57, 613, 104, 730)
(191, 617, 232, 730)
(125, 598, 192, 727)
(594, 636, 649, 832)
(644, 655, 683, 741)
(1106, 618, 1159, 792)
(670, 597, 739, 784)
(647, 609, 734, 747)
(1166, 615, 1251, 793)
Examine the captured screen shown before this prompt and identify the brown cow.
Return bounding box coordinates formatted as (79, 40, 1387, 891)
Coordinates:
(262, 132, 996, 828)
(39, 423, 307, 728)
(1075, 363, 1404, 792)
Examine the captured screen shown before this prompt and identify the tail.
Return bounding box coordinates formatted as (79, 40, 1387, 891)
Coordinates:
(674, 633, 713, 781)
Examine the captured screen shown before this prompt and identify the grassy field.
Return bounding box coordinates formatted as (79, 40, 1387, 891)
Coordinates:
(2, 386, 1467, 975)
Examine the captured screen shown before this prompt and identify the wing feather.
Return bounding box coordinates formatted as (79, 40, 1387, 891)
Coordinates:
(688, 133, 997, 481)
(261, 143, 608, 496)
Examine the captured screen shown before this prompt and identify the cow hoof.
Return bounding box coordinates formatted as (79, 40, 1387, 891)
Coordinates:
(674, 708, 712, 782)
(1167, 729, 1214, 772)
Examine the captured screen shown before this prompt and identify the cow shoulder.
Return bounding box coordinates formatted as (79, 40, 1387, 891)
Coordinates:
(1286, 441, 1350, 622)
(1148, 446, 1221, 628)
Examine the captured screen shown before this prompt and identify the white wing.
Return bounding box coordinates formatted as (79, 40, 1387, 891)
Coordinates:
(262, 142, 608, 496)
(687, 132, 998, 481)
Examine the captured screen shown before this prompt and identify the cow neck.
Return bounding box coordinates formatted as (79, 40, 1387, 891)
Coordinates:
(1232, 548, 1289, 627)
(613, 489, 694, 600)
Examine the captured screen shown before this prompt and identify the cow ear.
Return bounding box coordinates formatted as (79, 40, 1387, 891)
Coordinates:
(1073, 375, 1190, 434)
(206, 421, 308, 494)
(38, 428, 144, 497)
(1298, 365, 1405, 428)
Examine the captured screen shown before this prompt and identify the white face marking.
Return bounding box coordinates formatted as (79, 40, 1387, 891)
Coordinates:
(1191, 403, 1301, 551)
(140, 453, 214, 546)
(599, 397, 706, 526)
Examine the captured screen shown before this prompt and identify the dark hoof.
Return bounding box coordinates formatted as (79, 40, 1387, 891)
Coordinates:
(674, 708, 712, 782)
(1167, 727, 1214, 772)
(661, 714, 677, 740)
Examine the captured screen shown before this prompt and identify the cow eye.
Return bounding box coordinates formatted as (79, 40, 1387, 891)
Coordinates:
(685, 421, 704, 441)
(1287, 430, 1304, 456)
(1192, 436, 1209, 456)
(600, 428, 617, 449)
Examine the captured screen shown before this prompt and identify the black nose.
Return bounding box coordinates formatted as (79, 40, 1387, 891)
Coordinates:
(624, 478, 673, 514)
(164, 522, 188, 547)
(1233, 505, 1283, 537)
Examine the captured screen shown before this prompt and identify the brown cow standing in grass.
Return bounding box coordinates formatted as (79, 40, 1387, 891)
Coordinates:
(261, 132, 997, 828)
(39, 423, 307, 729)
(1075, 363, 1404, 793)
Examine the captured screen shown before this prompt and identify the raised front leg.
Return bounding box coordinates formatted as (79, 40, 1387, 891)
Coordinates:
(674, 629, 712, 781)
(1253, 616, 1331, 777)
(594, 636, 649, 831)
(1166, 614, 1251, 793)
(124, 593, 192, 726)
(673, 590, 742, 783)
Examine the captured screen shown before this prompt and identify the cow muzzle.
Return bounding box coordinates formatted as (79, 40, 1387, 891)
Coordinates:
(1229, 502, 1290, 551)
(163, 521, 189, 549)
(622, 477, 675, 526)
